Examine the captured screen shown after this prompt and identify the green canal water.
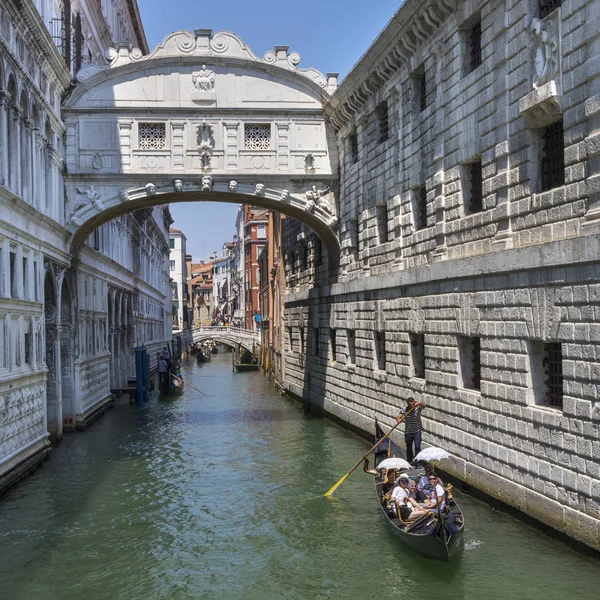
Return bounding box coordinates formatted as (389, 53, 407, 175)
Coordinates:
(0, 353, 599, 599)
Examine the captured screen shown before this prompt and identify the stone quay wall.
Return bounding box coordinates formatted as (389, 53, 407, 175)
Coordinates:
(283, 0, 600, 551)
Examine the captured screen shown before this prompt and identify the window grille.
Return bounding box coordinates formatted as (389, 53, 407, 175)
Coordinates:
(410, 333, 425, 379)
(314, 328, 320, 357)
(347, 330, 356, 364)
(314, 237, 323, 267)
(139, 123, 166, 150)
(538, 0, 562, 18)
(543, 343, 563, 407)
(377, 101, 389, 142)
(375, 331, 386, 371)
(467, 160, 483, 214)
(541, 120, 564, 192)
(349, 131, 359, 164)
(300, 327, 305, 356)
(467, 20, 482, 73)
(330, 329, 337, 363)
(245, 124, 271, 150)
(458, 336, 481, 390)
(419, 74, 427, 112)
(415, 186, 427, 230)
(302, 242, 308, 271)
(377, 204, 389, 242)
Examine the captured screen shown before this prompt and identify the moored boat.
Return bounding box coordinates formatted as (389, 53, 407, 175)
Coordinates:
(368, 425, 465, 561)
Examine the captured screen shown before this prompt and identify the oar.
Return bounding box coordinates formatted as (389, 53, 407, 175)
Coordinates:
(324, 406, 415, 497)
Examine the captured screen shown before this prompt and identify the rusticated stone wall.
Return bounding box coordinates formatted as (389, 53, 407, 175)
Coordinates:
(283, 0, 600, 552)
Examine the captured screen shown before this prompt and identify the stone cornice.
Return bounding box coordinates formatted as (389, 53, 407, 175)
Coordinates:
(285, 234, 600, 304)
(68, 30, 335, 106)
(124, 0, 149, 55)
(326, 0, 456, 132)
(8, 0, 72, 90)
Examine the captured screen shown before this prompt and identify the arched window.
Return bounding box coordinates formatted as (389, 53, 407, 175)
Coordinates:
(6, 76, 16, 191)
(44, 120, 53, 217)
(19, 90, 29, 202)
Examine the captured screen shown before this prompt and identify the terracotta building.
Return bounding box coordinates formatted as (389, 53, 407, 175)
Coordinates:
(242, 206, 269, 330)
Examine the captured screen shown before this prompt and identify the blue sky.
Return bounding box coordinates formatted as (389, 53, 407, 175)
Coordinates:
(138, 0, 401, 261)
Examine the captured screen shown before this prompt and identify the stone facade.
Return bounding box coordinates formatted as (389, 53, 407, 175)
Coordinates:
(0, 0, 169, 493)
(282, 0, 600, 552)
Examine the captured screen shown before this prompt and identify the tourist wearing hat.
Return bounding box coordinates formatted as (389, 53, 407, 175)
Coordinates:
(390, 474, 428, 522)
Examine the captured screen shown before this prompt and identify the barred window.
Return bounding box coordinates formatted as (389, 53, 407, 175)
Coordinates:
(374, 331, 386, 371)
(414, 186, 427, 231)
(330, 328, 337, 363)
(416, 71, 427, 112)
(541, 120, 565, 192)
(466, 19, 482, 74)
(347, 330, 356, 365)
(410, 333, 425, 379)
(538, 0, 562, 18)
(245, 124, 271, 150)
(376, 101, 389, 143)
(349, 131, 359, 164)
(458, 336, 481, 390)
(528, 341, 563, 409)
(314, 236, 323, 267)
(139, 123, 166, 150)
(466, 160, 483, 214)
(377, 204, 389, 243)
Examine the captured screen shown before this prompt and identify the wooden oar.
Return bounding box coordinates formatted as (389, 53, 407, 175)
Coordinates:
(324, 406, 415, 497)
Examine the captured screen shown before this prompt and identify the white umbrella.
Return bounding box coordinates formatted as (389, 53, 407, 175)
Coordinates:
(376, 457, 412, 471)
(414, 447, 451, 462)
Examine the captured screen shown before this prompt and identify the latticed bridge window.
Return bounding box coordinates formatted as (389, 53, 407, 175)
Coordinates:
(538, 0, 562, 18)
(139, 123, 166, 150)
(245, 124, 271, 150)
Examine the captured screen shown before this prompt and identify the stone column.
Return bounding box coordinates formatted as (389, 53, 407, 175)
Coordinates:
(23, 119, 33, 205)
(0, 92, 7, 186)
(117, 120, 133, 173)
(171, 121, 185, 172)
(12, 105, 22, 196)
(581, 4, 600, 233)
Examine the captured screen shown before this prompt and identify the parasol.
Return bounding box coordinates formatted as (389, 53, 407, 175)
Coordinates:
(376, 457, 412, 471)
(414, 447, 451, 462)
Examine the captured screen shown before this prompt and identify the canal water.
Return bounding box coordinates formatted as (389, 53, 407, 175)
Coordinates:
(0, 353, 599, 600)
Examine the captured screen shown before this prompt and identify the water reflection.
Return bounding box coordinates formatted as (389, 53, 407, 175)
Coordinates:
(0, 353, 598, 599)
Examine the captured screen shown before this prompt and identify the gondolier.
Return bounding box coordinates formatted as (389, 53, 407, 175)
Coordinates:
(396, 397, 424, 464)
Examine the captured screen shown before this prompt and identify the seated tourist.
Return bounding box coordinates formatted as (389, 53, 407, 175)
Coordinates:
(391, 474, 428, 522)
(416, 463, 443, 502)
(424, 473, 446, 512)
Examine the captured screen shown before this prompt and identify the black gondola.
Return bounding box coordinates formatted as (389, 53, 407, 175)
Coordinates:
(196, 349, 210, 363)
(367, 423, 465, 561)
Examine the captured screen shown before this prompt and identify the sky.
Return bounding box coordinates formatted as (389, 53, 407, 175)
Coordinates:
(138, 0, 401, 262)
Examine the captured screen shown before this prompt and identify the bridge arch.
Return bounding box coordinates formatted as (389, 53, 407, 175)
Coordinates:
(62, 29, 341, 268)
(192, 326, 259, 353)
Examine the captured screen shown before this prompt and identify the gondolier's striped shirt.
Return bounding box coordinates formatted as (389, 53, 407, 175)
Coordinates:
(400, 407, 422, 434)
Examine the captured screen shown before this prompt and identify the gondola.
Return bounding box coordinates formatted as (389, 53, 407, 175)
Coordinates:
(196, 349, 210, 363)
(168, 372, 185, 395)
(367, 423, 464, 561)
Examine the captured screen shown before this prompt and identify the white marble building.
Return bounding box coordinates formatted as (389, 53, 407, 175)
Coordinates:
(0, 0, 170, 492)
(169, 227, 189, 332)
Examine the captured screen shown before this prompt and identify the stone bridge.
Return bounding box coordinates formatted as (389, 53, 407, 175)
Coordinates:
(62, 29, 341, 268)
(192, 326, 259, 353)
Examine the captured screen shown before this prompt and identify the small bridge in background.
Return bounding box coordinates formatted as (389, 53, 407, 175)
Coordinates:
(192, 326, 260, 353)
